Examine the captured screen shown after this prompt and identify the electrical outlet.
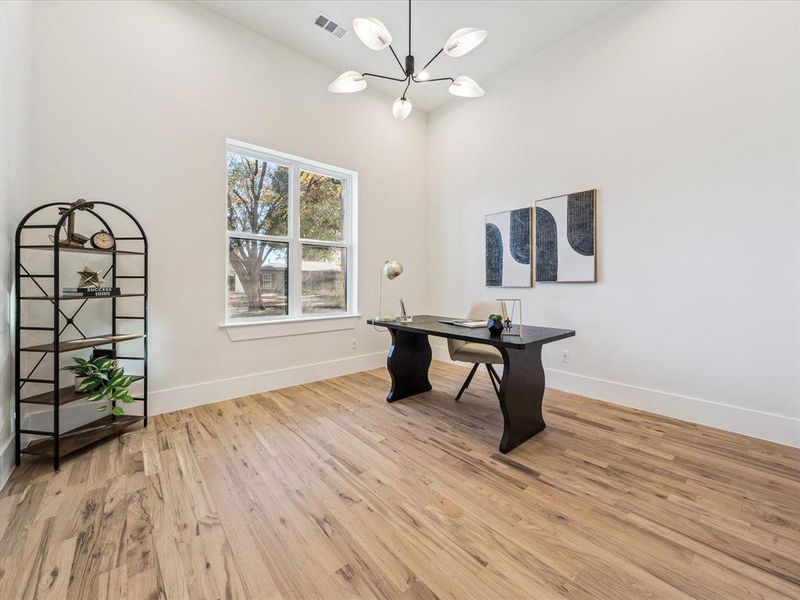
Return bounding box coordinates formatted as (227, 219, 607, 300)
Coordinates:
(561, 350, 570, 363)
(351, 338, 357, 350)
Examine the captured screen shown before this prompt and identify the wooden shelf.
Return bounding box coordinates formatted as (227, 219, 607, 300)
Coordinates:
(21, 415, 143, 458)
(19, 245, 144, 256)
(21, 333, 145, 353)
(20, 294, 146, 300)
(20, 376, 145, 406)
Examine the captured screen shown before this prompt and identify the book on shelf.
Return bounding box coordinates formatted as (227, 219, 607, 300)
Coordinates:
(62, 287, 121, 297)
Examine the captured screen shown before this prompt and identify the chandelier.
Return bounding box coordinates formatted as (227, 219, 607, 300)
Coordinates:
(328, 0, 487, 120)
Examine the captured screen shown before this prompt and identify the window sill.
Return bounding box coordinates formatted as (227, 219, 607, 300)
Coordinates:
(221, 314, 362, 341)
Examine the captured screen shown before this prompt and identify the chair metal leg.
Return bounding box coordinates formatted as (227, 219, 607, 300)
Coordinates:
(454, 363, 480, 401)
(486, 364, 501, 386)
(485, 364, 501, 400)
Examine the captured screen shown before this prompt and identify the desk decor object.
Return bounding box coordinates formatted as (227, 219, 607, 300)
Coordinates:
(535, 189, 596, 283)
(368, 315, 575, 453)
(497, 298, 523, 337)
(65, 266, 120, 296)
(485, 208, 532, 287)
(90, 229, 115, 250)
(53, 199, 92, 248)
(62, 287, 121, 297)
(76, 266, 105, 288)
(486, 314, 504, 337)
(399, 298, 413, 323)
(14, 200, 148, 470)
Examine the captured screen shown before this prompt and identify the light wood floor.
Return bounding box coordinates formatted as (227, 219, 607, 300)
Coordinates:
(1, 361, 798, 600)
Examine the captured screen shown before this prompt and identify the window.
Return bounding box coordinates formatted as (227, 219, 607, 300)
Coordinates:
(225, 140, 356, 324)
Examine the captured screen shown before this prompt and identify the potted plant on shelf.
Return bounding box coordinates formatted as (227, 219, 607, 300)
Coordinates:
(69, 356, 135, 415)
(487, 314, 505, 337)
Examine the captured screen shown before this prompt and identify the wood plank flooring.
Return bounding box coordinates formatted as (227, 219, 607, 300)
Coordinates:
(1, 360, 798, 599)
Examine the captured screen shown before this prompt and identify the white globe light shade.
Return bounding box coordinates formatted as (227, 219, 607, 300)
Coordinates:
(444, 27, 488, 58)
(328, 71, 367, 93)
(392, 97, 413, 120)
(382, 260, 403, 280)
(415, 70, 430, 81)
(448, 75, 485, 98)
(353, 17, 392, 51)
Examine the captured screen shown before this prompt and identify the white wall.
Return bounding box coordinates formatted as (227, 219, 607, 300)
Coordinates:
(0, 0, 33, 486)
(25, 0, 429, 416)
(427, 1, 800, 446)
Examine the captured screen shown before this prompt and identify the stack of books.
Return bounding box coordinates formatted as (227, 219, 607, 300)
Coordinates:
(62, 287, 121, 297)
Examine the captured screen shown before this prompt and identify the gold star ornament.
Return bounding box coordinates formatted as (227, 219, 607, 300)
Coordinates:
(77, 266, 105, 288)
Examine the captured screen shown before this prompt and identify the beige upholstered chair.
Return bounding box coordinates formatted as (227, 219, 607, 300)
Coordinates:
(447, 301, 504, 401)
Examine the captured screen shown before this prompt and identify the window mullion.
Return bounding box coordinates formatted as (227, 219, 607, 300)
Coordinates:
(345, 176, 353, 315)
(289, 164, 303, 318)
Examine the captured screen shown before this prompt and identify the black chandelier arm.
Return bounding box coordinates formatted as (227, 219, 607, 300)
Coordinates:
(362, 72, 409, 83)
(388, 45, 406, 76)
(402, 78, 411, 98)
(412, 75, 455, 84)
(418, 48, 445, 75)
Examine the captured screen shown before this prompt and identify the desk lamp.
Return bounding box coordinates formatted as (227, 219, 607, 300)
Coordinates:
(376, 260, 403, 321)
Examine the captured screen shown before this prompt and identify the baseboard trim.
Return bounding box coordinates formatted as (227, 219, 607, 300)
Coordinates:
(149, 351, 387, 416)
(544, 367, 799, 448)
(0, 436, 15, 492)
(431, 344, 799, 448)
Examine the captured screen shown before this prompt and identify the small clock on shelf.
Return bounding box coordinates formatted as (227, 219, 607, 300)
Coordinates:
(90, 230, 115, 250)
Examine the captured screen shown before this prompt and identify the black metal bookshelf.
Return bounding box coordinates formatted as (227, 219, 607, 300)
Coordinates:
(14, 201, 148, 470)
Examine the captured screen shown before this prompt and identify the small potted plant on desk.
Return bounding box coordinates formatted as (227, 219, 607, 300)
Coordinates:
(487, 314, 505, 337)
(70, 356, 135, 415)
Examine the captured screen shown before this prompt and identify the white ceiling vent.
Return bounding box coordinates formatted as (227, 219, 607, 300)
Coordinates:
(314, 13, 347, 39)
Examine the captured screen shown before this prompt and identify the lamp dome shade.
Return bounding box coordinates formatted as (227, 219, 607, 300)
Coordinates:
(415, 70, 430, 81)
(382, 260, 403, 280)
(392, 97, 413, 120)
(444, 27, 488, 57)
(448, 75, 485, 98)
(353, 17, 393, 50)
(328, 71, 367, 93)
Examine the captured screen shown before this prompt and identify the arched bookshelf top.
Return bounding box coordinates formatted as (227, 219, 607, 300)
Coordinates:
(15, 200, 147, 253)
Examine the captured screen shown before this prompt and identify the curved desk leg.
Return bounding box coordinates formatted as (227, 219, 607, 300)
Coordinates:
(386, 329, 432, 402)
(497, 344, 546, 453)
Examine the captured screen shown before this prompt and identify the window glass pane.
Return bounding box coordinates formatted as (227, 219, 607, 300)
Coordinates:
(300, 170, 344, 241)
(228, 238, 288, 318)
(302, 245, 345, 313)
(227, 151, 289, 236)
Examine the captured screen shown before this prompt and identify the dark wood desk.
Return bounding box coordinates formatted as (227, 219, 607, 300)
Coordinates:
(368, 315, 576, 453)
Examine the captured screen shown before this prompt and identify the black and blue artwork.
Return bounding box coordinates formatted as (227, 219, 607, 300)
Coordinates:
(535, 190, 596, 282)
(485, 222, 503, 286)
(535, 207, 558, 282)
(485, 208, 532, 287)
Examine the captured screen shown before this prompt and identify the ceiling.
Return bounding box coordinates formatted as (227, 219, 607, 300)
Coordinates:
(196, 1, 626, 113)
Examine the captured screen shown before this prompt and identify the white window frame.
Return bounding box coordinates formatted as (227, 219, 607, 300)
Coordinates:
(223, 139, 358, 333)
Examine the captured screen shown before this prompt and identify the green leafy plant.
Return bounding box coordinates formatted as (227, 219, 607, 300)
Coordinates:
(70, 356, 135, 416)
(488, 314, 503, 321)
